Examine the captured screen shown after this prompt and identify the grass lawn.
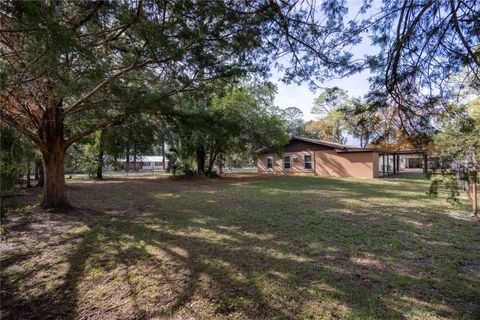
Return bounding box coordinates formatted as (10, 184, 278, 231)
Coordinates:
(1, 173, 479, 319)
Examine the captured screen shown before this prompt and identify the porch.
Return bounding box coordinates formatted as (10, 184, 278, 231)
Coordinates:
(379, 150, 429, 177)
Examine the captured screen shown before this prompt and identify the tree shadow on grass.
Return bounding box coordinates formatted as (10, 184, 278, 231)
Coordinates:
(1, 175, 479, 319)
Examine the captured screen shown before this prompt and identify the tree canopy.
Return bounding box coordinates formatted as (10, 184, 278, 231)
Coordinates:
(0, 0, 363, 209)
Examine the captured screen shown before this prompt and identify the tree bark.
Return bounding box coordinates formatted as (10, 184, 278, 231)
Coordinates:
(41, 147, 71, 211)
(196, 145, 205, 174)
(207, 149, 218, 175)
(36, 96, 72, 211)
(96, 130, 105, 179)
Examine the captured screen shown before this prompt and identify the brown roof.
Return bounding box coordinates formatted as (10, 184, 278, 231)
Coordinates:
(291, 137, 358, 150)
(255, 136, 379, 154)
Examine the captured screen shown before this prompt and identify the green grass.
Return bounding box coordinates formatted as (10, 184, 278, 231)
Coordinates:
(1, 173, 479, 319)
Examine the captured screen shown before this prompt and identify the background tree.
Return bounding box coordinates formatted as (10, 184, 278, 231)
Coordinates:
(0, 124, 36, 195)
(341, 98, 381, 148)
(168, 81, 288, 176)
(429, 97, 480, 216)
(309, 87, 351, 144)
(281, 107, 305, 137)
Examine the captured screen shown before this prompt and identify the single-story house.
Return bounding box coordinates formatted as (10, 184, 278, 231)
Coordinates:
(256, 137, 380, 178)
(116, 156, 168, 171)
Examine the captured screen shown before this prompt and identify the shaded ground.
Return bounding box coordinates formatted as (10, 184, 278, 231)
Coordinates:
(1, 174, 479, 319)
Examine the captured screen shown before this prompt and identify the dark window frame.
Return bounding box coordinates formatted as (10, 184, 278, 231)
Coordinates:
(284, 156, 291, 169)
(304, 155, 312, 169)
(266, 156, 273, 169)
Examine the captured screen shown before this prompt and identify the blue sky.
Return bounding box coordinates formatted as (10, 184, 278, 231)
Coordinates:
(271, 0, 381, 145)
(272, 0, 381, 121)
(273, 69, 373, 121)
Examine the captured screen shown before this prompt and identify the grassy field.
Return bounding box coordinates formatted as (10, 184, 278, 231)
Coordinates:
(1, 173, 479, 320)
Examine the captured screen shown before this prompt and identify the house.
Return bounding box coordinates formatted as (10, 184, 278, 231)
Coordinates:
(116, 156, 168, 171)
(256, 137, 380, 178)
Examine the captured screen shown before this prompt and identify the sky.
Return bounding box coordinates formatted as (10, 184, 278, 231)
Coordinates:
(273, 70, 373, 121)
(272, 0, 380, 121)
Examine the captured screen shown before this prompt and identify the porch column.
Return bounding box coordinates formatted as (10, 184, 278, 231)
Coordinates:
(382, 154, 385, 176)
(393, 154, 396, 174)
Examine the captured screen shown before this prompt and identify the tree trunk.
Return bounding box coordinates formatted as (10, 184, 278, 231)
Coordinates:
(26, 165, 32, 188)
(36, 95, 72, 211)
(218, 154, 225, 174)
(162, 138, 166, 170)
(133, 147, 137, 172)
(37, 161, 45, 187)
(34, 162, 39, 180)
(196, 145, 205, 174)
(470, 170, 478, 217)
(126, 146, 130, 173)
(364, 132, 370, 148)
(96, 130, 105, 179)
(41, 147, 71, 211)
(207, 150, 218, 175)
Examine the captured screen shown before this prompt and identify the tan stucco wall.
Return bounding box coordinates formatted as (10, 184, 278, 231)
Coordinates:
(257, 151, 314, 174)
(314, 150, 378, 178)
(258, 151, 379, 178)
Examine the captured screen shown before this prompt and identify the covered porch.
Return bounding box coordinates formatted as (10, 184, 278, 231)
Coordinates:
(379, 150, 429, 177)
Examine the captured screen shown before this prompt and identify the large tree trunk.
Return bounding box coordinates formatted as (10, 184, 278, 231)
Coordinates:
(96, 130, 105, 179)
(41, 146, 71, 211)
(37, 97, 71, 211)
(196, 145, 205, 174)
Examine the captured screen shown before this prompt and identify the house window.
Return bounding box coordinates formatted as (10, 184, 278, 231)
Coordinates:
(284, 156, 291, 169)
(154, 162, 162, 166)
(143, 162, 151, 166)
(267, 156, 273, 169)
(304, 155, 312, 169)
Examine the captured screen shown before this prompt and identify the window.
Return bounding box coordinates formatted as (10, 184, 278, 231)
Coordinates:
(267, 156, 273, 169)
(154, 162, 162, 166)
(284, 156, 291, 169)
(304, 155, 312, 169)
(143, 162, 151, 167)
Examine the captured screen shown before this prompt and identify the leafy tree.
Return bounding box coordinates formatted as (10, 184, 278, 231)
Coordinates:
(436, 98, 480, 163)
(169, 82, 288, 176)
(341, 98, 382, 148)
(303, 120, 325, 140)
(1, 1, 363, 210)
(309, 87, 351, 143)
(429, 97, 480, 216)
(312, 87, 350, 115)
(281, 107, 305, 137)
(102, 115, 158, 172)
(0, 125, 36, 195)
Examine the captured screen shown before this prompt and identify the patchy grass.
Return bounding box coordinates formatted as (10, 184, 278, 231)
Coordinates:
(1, 173, 479, 320)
